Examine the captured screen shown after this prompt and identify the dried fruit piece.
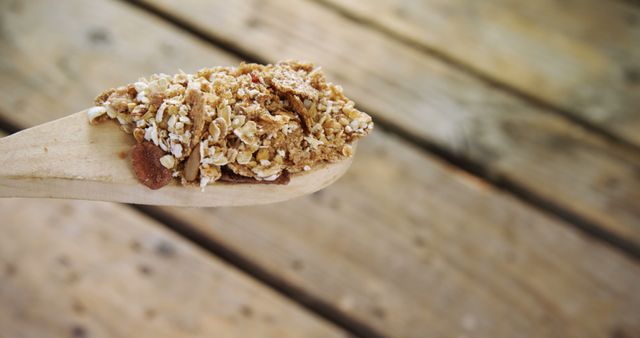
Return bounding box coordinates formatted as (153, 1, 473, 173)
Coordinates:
(130, 142, 172, 190)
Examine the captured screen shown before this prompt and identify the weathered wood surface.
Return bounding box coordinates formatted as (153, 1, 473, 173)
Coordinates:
(134, 0, 640, 246)
(0, 197, 344, 337)
(167, 131, 640, 338)
(1, 1, 640, 337)
(320, 0, 640, 147)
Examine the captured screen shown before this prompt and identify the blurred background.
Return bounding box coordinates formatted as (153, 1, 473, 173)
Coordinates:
(1, 0, 639, 337)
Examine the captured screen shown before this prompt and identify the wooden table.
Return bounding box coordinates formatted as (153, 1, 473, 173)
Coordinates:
(1, 0, 639, 337)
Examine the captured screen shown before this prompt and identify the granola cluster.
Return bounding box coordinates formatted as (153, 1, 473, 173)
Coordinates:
(88, 60, 373, 189)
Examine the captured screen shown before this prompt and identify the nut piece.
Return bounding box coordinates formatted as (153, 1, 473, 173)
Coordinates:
(87, 106, 107, 124)
(130, 142, 173, 190)
(159, 154, 176, 169)
(342, 144, 353, 157)
(186, 89, 205, 145)
(133, 128, 145, 143)
(183, 142, 201, 182)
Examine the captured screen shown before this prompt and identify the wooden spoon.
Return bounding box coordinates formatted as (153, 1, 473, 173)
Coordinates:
(0, 111, 354, 206)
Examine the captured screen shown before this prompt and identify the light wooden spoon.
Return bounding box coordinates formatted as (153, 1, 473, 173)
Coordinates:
(0, 111, 354, 206)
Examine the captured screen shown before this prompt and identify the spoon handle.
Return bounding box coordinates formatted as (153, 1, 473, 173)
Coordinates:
(0, 112, 133, 200)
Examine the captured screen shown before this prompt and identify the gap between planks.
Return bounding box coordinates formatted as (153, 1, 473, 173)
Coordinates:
(371, 116, 640, 262)
(0, 119, 387, 338)
(621, 0, 640, 8)
(133, 205, 388, 338)
(0, 115, 21, 135)
(119, 0, 640, 262)
(308, 0, 640, 155)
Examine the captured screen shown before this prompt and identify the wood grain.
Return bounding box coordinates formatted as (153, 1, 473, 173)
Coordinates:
(133, 0, 640, 248)
(1, 1, 640, 337)
(319, 0, 640, 147)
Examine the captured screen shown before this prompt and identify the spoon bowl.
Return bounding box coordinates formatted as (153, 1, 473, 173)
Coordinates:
(0, 111, 354, 206)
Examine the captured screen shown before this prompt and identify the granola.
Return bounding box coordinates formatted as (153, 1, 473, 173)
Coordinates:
(89, 60, 373, 190)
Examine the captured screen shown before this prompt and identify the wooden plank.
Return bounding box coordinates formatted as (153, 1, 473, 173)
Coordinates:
(1, 1, 640, 337)
(169, 132, 640, 338)
(0, 201, 343, 337)
(319, 0, 640, 147)
(128, 0, 640, 249)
